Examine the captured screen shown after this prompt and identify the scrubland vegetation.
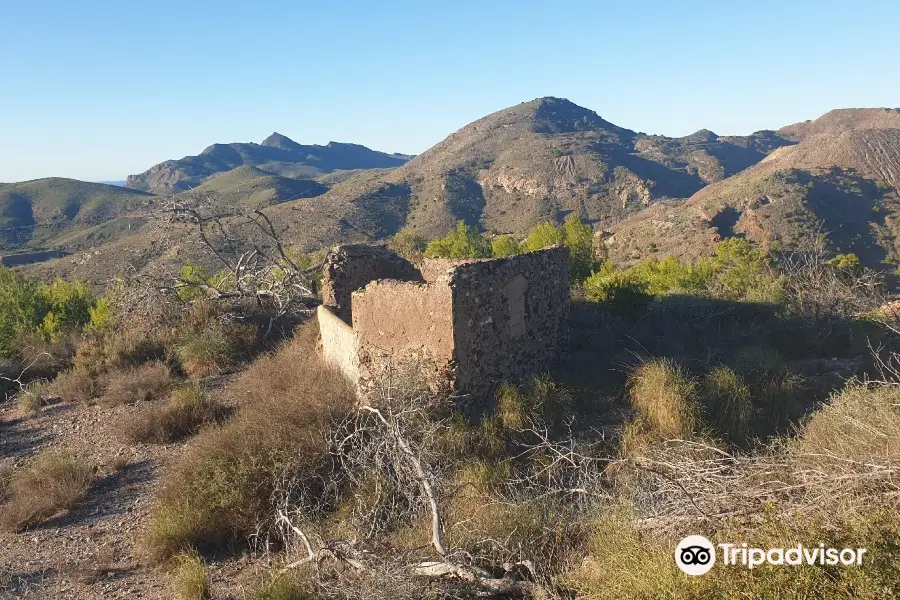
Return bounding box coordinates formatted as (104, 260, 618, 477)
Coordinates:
(1, 215, 898, 598)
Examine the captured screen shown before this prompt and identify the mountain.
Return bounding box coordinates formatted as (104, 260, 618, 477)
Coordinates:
(15, 101, 900, 286)
(603, 108, 900, 268)
(0, 178, 154, 251)
(125, 133, 411, 194)
(271, 97, 793, 245)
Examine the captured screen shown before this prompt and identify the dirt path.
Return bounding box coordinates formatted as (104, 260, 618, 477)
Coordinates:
(0, 386, 265, 599)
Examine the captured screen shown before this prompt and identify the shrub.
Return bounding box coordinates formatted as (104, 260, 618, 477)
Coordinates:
(495, 384, 526, 430)
(170, 550, 209, 600)
(249, 570, 316, 600)
(388, 227, 428, 260)
(141, 331, 355, 562)
(708, 237, 783, 303)
(123, 384, 226, 444)
(627, 359, 698, 438)
(522, 216, 598, 279)
(47, 367, 98, 403)
(16, 379, 51, 414)
(176, 329, 233, 378)
(562, 214, 599, 279)
(0, 451, 93, 531)
(794, 384, 899, 462)
(490, 234, 523, 258)
(701, 366, 755, 445)
(101, 361, 172, 406)
(523, 222, 564, 252)
(0, 268, 97, 357)
(424, 220, 491, 259)
(565, 506, 692, 599)
(582, 263, 650, 313)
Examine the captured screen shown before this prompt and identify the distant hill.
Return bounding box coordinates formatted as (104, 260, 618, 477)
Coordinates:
(270, 97, 793, 246)
(125, 133, 411, 194)
(183, 165, 327, 209)
(604, 108, 900, 268)
(0, 178, 154, 250)
(15, 101, 900, 286)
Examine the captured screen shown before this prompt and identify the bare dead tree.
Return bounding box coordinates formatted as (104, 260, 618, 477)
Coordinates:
(778, 232, 885, 324)
(167, 203, 319, 305)
(268, 370, 567, 598)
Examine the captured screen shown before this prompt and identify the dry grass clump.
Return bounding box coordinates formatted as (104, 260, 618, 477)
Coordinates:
(700, 365, 755, 445)
(46, 366, 98, 404)
(248, 570, 317, 600)
(123, 384, 227, 444)
(442, 466, 587, 580)
(793, 383, 900, 462)
(142, 329, 355, 563)
(0, 451, 94, 531)
(175, 301, 258, 378)
(568, 383, 900, 599)
(101, 360, 172, 406)
(170, 550, 210, 600)
(628, 359, 698, 438)
(15, 379, 52, 414)
(565, 506, 696, 600)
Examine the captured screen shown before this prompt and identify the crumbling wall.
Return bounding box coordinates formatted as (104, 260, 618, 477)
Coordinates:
(418, 257, 471, 284)
(351, 280, 455, 395)
(448, 248, 570, 408)
(321, 244, 422, 322)
(316, 305, 359, 384)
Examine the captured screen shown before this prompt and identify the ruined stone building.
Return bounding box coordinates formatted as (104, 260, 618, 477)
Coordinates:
(316, 244, 570, 408)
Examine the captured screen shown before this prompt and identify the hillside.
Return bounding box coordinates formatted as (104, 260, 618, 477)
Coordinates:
(0, 178, 154, 251)
(185, 165, 327, 208)
(125, 133, 410, 194)
(285, 97, 793, 245)
(604, 108, 900, 268)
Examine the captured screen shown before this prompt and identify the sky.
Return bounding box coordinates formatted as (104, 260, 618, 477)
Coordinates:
(1, 0, 898, 182)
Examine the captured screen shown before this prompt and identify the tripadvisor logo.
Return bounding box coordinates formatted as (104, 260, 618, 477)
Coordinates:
(675, 536, 868, 575)
(675, 535, 716, 575)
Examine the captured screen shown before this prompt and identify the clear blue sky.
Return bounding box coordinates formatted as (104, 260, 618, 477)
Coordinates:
(1, 0, 898, 182)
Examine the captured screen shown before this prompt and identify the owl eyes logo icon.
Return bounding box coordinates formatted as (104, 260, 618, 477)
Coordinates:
(675, 535, 716, 575)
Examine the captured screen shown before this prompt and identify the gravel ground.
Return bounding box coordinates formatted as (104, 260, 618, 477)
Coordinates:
(0, 378, 268, 599)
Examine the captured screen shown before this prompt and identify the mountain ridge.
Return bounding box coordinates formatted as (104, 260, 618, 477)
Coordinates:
(125, 133, 411, 194)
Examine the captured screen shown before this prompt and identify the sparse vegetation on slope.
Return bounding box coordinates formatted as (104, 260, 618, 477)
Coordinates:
(0, 450, 94, 532)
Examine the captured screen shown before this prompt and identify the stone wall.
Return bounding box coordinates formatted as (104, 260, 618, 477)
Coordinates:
(320, 244, 422, 322)
(316, 244, 571, 413)
(316, 305, 359, 384)
(448, 248, 570, 407)
(351, 279, 455, 395)
(417, 257, 470, 284)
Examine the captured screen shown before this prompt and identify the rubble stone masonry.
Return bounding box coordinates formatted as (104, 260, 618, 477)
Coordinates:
(317, 244, 570, 410)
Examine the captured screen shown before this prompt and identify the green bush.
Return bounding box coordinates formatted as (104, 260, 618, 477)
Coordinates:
(170, 550, 209, 600)
(388, 227, 428, 260)
(582, 262, 651, 313)
(523, 215, 599, 279)
(141, 332, 355, 562)
(0, 268, 97, 357)
(424, 221, 491, 259)
(584, 238, 784, 312)
(523, 222, 564, 251)
(490, 234, 523, 258)
(701, 366, 755, 445)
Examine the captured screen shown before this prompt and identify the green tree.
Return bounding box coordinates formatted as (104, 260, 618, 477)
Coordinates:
(523, 222, 564, 252)
(562, 214, 599, 280)
(582, 262, 650, 313)
(389, 227, 428, 260)
(491, 235, 523, 258)
(424, 221, 491, 259)
(708, 237, 782, 303)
